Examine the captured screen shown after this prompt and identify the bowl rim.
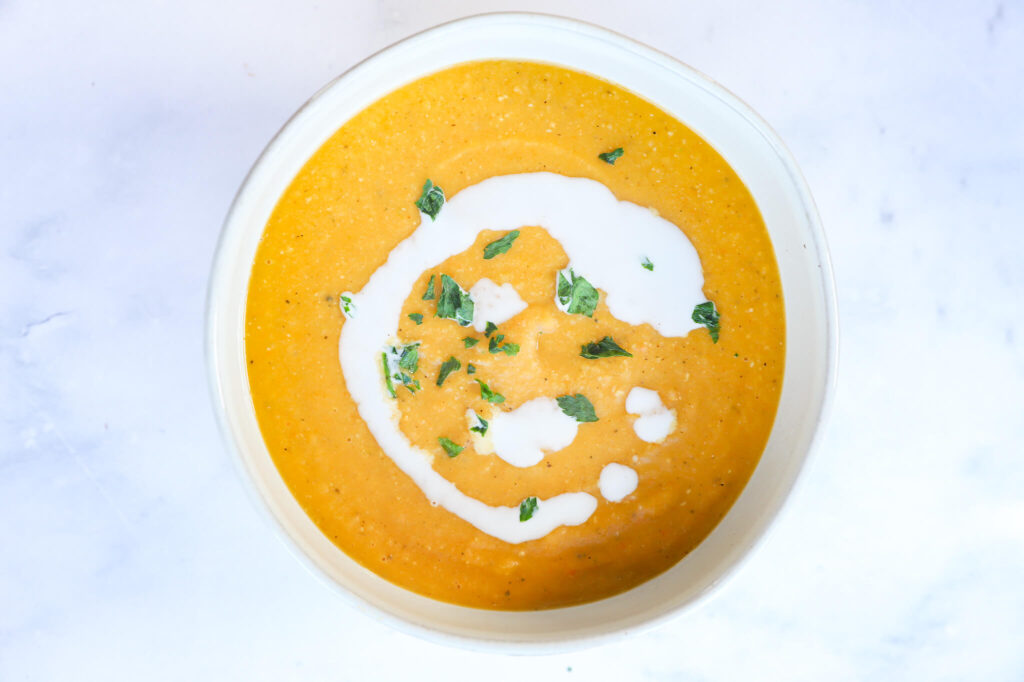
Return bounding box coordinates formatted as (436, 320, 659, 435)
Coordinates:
(206, 11, 839, 653)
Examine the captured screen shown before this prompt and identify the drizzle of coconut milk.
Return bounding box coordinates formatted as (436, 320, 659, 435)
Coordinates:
(338, 173, 702, 543)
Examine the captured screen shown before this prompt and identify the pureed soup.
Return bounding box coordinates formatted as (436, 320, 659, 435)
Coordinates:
(245, 61, 785, 610)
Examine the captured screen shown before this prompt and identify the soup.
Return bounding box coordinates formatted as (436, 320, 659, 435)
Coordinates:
(245, 60, 784, 609)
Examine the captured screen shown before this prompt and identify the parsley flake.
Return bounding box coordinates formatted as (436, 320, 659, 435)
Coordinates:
(435, 274, 474, 326)
(436, 356, 461, 386)
(692, 301, 721, 343)
(580, 336, 632, 359)
(484, 321, 498, 337)
(382, 343, 422, 396)
(475, 379, 505, 404)
(340, 293, 356, 319)
(556, 269, 599, 317)
(463, 337, 479, 348)
(598, 147, 624, 164)
(641, 257, 654, 271)
(483, 230, 520, 259)
(469, 411, 489, 437)
(519, 496, 538, 521)
(438, 437, 464, 458)
(415, 179, 445, 220)
(466, 363, 477, 374)
(488, 333, 519, 355)
(408, 313, 423, 325)
(422, 274, 436, 300)
(556, 394, 598, 422)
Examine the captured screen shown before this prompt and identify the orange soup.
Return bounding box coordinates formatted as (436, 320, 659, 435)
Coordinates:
(245, 60, 784, 609)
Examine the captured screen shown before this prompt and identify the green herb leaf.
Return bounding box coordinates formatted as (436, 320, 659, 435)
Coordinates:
(469, 411, 489, 436)
(415, 179, 445, 220)
(488, 333, 519, 355)
(398, 344, 420, 374)
(435, 274, 474, 326)
(466, 363, 476, 374)
(483, 230, 520, 259)
(462, 337, 479, 348)
(580, 336, 632, 359)
(475, 379, 505, 404)
(408, 313, 423, 325)
(641, 256, 654, 271)
(438, 437, 464, 458)
(519, 496, 538, 521)
(692, 301, 720, 343)
(340, 294, 356, 319)
(436, 356, 461, 386)
(484, 321, 498, 337)
(422, 274, 436, 300)
(381, 352, 396, 398)
(556, 394, 598, 422)
(598, 147, 624, 164)
(556, 269, 599, 317)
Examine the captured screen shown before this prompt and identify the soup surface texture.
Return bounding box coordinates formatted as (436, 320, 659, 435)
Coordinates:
(245, 60, 785, 610)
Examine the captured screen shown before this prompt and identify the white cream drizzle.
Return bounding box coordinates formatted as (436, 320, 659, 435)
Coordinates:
(489, 397, 579, 467)
(338, 173, 703, 543)
(626, 387, 677, 443)
(599, 463, 639, 502)
(469, 278, 527, 332)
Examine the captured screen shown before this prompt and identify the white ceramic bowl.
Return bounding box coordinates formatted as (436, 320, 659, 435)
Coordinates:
(206, 13, 838, 652)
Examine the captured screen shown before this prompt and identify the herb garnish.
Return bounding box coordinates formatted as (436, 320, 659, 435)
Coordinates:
(469, 411, 489, 437)
(462, 337, 479, 348)
(467, 363, 477, 374)
(435, 274, 474, 326)
(484, 321, 498, 337)
(519, 496, 538, 521)
(438, 437, 464, 458)
(436, 356, 461, 386)
(556, 394, 598, 422)
(580, 336, 632, 359)
(382, 343, 422, 396)
(483, 230, 520, 259)
(641, 257, 654, 271)
(415, 179, 445, 220)
(598, 147, 624, 164)
(488, 334, 520, 356)
(556, 269, 599, 317)
(475, 379, 505, 404)
(692, 301, 720, 343)
(422, 274, 436, 300)
(340, 294, 356, 318)
(408, 313, 423, 325)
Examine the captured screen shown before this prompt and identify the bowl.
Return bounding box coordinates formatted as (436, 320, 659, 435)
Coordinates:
(206, 12, 838, 651)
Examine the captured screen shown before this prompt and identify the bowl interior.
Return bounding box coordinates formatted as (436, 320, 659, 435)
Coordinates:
(207, 13, 836, 651)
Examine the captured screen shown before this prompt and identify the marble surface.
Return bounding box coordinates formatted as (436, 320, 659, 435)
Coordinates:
(2, 0, 1022, 679)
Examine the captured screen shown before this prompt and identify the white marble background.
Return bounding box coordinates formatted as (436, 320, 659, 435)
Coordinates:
(2, 0, 1022, 679)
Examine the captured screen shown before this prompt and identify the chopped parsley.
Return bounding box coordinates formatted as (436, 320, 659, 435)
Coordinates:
(556, 269, 599, 317)
(692, 301, 720, 343)
(436, 356, 461, 386)
(475, 379, 505, 404)
(462, 337, 479, 348)
(519, 496, 538, 521)
(598, 147, 624, 164)
(407, 313, 423, 325)
(340, 293, 356, 319)
(556, 393, 598, 422)
(469, 411, 489, 436)
(422, 274, 436, 300)
(415, 179, 445, 220)
(381, 352, 395, 398)
(641, 256, 654, 271)
(488, 334, 520, 356)
(382, 343, 422, 396)
(483, 230, 520, 259)
(435, 274, 474, 326)
(483, 321, 498, 337)
(580, 336, 632, 359)
(438, 437, 463, 458)
(466, 363, 477, 374)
